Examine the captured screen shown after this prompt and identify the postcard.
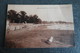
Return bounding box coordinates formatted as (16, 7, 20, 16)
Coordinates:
(5, 4, 74, 48)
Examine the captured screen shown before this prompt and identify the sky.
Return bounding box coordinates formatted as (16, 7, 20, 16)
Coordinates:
(8, 4, 74, 22)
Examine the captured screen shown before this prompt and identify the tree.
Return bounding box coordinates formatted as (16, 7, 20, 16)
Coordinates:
(33, 15, 42, 24)
(19, 11, 27, 23)
(8, 10, 17, 23)
(28, 15, 34, 23)
(7, 10, 42, 24)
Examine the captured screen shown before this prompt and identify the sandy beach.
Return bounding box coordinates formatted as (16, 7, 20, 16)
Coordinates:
(5, 24, 74, 48)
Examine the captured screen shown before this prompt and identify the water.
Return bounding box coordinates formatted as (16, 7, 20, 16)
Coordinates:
(47, 24, 74, 30)
(7, 23, 74, 30)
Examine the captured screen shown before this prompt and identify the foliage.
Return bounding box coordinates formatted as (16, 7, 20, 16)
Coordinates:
(7, 10, 42, 24)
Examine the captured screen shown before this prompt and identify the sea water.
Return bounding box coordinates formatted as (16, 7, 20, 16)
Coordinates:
(47, 24, 74, 30)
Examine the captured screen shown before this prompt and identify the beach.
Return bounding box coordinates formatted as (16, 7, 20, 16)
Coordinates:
(5, 24, 74, 48)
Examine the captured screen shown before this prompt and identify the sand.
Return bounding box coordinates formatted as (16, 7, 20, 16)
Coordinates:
(5, 26, 74, 48)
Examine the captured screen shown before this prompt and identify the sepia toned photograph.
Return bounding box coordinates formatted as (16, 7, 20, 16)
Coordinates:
(5, 4, 74, 48)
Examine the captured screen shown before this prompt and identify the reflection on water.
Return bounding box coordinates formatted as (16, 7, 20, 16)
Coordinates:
(47, 24, 74, 30)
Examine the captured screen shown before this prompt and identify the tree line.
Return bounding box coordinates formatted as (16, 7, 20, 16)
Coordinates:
(7, 10, 42, 24)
